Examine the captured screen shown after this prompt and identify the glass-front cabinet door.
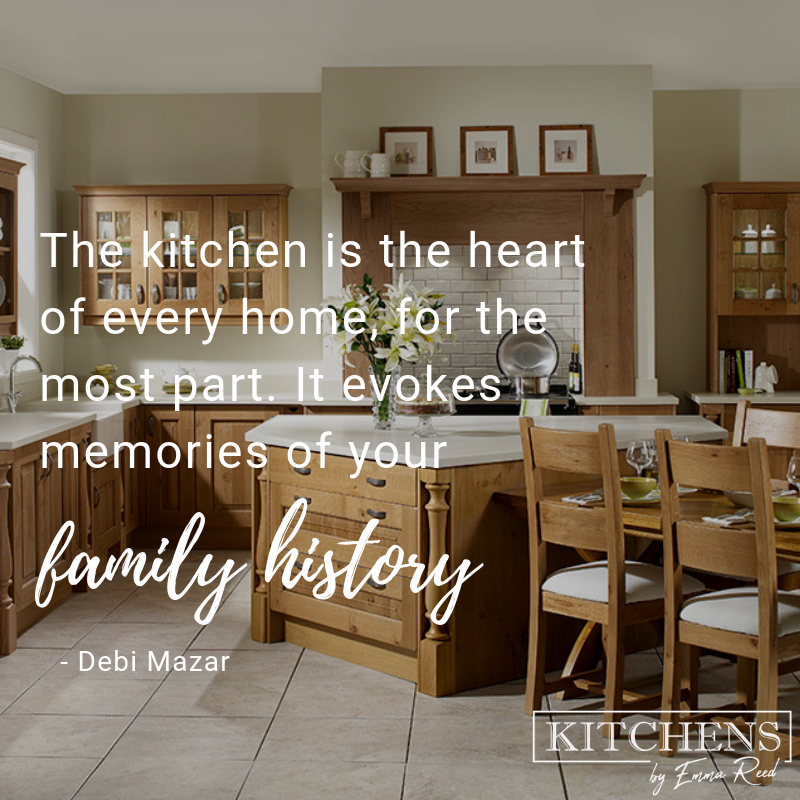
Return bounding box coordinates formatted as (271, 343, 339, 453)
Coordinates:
(718, 193, 800, 314)
(213, 196, 287, 319)
(0, 161, 21, 334)
(81, 196, 147, 318)
(147, 196, 213, 313)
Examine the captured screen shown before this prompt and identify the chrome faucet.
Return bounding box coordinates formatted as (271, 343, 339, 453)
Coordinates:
(5, 355, 43, 413)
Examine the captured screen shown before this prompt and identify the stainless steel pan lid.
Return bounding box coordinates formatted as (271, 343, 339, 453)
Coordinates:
(496, 326, 559, 377)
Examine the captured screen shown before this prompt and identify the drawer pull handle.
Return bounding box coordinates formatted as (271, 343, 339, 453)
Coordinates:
(294, 467, 312, 476)
(366, 577, 386, 591)
(294, 561, 303, 571)
(793, 283, 799, 304)
(367, 508, 386, 520)
(93, 486, 101, 509)
(294, 495, 312, 505)
(366, 477, 386, 487)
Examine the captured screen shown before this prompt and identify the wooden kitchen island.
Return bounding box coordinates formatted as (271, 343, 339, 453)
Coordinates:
(246, 415, 726, 696)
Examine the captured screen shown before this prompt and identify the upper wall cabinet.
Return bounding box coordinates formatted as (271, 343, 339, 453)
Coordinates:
(76, 185, 292, 325)
(706, 185, 800, 316)
(0, 156, 24, 335)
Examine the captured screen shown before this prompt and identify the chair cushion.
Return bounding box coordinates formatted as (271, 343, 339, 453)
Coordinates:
(680, 587, 800, 637)
(541, 560, 704, 605)
(778, 560, 800, 576)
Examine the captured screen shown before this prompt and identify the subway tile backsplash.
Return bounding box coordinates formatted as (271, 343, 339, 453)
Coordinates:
(393, 245, 583, 384)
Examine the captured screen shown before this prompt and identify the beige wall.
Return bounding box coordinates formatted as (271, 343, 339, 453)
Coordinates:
(0, 63, 65, 375)
(652, 90, 741, 404)
(61, 93, 322, 380)
(320, 66, 658, 393)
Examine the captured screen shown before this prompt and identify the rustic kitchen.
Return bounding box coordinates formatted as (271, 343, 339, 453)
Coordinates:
(1, 8, 800, 798)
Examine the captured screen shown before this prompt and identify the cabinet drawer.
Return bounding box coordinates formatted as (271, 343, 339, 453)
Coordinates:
(271, 484, 417, 567)
(269, 448, 417, 506)
(267, 483, 419, 651)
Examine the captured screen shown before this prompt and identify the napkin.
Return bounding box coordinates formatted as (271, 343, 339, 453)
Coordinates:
(701, 511, 753, 527)
(562, 492, 603, 506)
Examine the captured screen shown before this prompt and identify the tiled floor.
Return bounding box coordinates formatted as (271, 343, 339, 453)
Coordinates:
(1, 552, 800, 799)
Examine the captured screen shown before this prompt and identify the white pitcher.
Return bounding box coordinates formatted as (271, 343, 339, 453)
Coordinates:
(360, 152, 392, 178)
(334, 150, 368, 178)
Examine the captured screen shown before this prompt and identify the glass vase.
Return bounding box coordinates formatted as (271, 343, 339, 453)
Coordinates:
(368, 362, 397, 431)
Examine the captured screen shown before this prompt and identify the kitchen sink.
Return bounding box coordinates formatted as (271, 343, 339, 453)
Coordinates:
(18, 400, 125, 450)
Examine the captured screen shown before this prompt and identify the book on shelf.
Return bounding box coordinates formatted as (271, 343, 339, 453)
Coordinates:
(717, 349, 754, 393)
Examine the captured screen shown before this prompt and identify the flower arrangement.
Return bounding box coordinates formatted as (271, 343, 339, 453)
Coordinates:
(325, 274, 446, 428)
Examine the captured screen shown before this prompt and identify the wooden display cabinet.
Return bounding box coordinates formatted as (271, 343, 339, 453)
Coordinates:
(0, 157, 24, 334)
(706, 183, 800, 391)
(76, 185, 291, 325)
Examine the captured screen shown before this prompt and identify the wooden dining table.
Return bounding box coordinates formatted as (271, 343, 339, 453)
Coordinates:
(493, 486, 800, 691)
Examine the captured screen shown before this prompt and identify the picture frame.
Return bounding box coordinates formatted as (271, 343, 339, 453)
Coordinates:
(539, 125, 594, 175)
(460, 126, 514, 176)
(379, 127, 433, 176)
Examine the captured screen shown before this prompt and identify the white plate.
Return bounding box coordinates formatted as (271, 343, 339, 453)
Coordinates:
(775, 519, 800, 530)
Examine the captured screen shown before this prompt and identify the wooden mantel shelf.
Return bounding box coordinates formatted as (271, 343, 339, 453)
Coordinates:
(332, 174, 646, 219)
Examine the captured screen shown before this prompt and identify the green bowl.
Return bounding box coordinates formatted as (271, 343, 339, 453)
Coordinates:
(620, 477, 657, 501)
(773, 496, 800, 522)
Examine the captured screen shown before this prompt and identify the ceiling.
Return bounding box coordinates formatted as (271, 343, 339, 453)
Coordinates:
(2, 0, 799, 95)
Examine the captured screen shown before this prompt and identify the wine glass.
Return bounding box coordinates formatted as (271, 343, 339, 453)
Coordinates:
(626, 440, 653, 478)
(787, 456, 800, 495)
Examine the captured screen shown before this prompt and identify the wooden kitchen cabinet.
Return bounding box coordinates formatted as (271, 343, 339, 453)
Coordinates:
(77, 185, 292, 325)
(144, 407, 196, 529)
(253, 449, 530, 695)
(79, 195, 147, 317)
(706, 183, 800, 390)
(6, 424, 92, 638)
(91, 463, 121, 561)
(213, 195, 289, 319)
(195, 408, 276, 530)
(0, 156, 24, 334)
(147, 196, 214, 313)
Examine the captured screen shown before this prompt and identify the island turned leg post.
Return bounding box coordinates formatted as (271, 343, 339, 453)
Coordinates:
(0, 462, 15, 656)
(418, 479, 456, 697)
(251, 461, 284, 644)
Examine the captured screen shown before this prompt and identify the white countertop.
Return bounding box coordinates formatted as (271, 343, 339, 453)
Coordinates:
(688, 391, 800, 406)
(0, 412, 96, 451)
(573, 393, 679, 406)
(245, 414, 727, 468)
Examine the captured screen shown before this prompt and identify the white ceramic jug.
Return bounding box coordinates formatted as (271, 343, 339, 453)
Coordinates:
(754, 362, 779, 393)
(334, 150, 368, 178)
(360, 152, 392, 178)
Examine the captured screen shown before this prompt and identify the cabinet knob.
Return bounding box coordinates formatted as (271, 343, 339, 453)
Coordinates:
(136, 284, 145, 305)
(366, 508, 386, 520)
(793, 283, 798, 304)
(152, 285, 161, 305)
(366, 577, 386, 591)
(218, 284, 227, 305)
(366, 477, 386, 487)
(293, 495, 312, 505)
(293, 466, 312, 476)
(93, 486, 101, 509)
(148, 416, 156, 437)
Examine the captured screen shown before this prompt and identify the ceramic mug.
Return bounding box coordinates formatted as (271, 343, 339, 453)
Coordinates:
(334, 150, 368, 178)
(360, 152, 392, 178)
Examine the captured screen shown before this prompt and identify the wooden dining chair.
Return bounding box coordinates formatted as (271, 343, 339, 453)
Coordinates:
(732, 399, 800, 590)
(519, 419, 704, 723)
(656, 431, 800, 782)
